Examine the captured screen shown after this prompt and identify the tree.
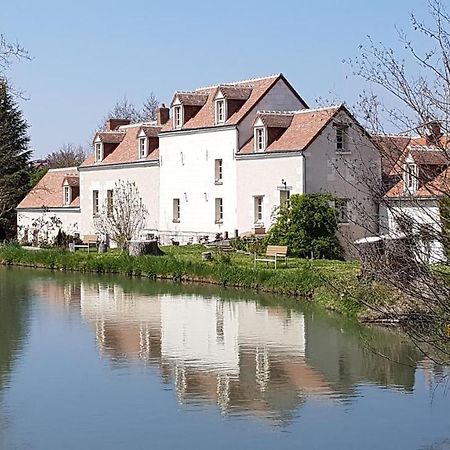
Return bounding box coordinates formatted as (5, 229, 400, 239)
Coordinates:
(94, 180, 148, 250)
(0, 34, 29, 78)
(45, 144, 87, 168)
(267, 193, 344, 260)
(343, 0, 450, 365)
(0, 80, 31, 239)
(100, 93, 159, 129)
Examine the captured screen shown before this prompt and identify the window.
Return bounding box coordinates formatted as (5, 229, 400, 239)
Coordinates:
(216, 100, 225, 124)
(138, 137, 147, 159)
(64, 185, 71, 206)
(280, 190, 290, 207)
(92, 190, 99, 216)
(173, 198, 180, 222)
(215, 159, 223, 183)
(106, 190, 114, 217)
(335, 126, 347, 152)
(254, 196, 263, 223)
(95, 142, 103, 162)
(215, 198, 223, 223)
(336, 199, 349, 224)
(404, 163, 417, 192)
(254, 128, 265, 152)
(174, 106, 182, 128)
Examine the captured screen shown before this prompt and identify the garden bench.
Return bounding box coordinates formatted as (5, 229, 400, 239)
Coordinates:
(254, 245, 288, 269)
(73, 235, 98, 253)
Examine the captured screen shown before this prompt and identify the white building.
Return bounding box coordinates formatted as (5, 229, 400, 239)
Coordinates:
(17, 73, 382, 256)
(378, 133, 450, 263)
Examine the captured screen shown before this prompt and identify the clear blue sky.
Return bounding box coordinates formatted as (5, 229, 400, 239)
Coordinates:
(2, 0, 427, 158)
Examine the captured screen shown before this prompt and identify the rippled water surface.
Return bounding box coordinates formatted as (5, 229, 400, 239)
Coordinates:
(1, 267, 450, 449)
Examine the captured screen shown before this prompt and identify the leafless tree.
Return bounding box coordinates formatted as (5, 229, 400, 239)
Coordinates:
(0, 34, 29, 77)
(94, 180, 148, 250)
(45, 144, 87, 168)
(338, 0, 450, 365)
(142, 93, 158, 121)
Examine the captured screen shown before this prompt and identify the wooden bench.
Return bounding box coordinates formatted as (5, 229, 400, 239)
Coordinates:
(73, 235, 98, 253)
(254, 245, 288, 269)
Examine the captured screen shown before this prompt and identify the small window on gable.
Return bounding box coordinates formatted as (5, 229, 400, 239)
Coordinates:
(254, 127, 266, 152)
(335, 125, 348, 153)
(63, 185, 71, 206)
(173, 198, 180, 222)
(215, 198, 223, 223)
(95, 142, 103, 162)
(216, 99, 226, 124)
(335, 199, 349, 224)
(138, 137, 147, 159)
(174, 105, 182, 129)
(215, 159, 223, 184)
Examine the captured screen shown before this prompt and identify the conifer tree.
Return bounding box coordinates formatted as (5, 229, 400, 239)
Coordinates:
(0, 80, 31, 239)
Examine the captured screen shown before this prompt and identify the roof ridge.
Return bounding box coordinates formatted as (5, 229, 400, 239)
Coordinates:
(48, 167, 79, 173)
(297, 104, 343, 113)
(195, 73, 281, 91)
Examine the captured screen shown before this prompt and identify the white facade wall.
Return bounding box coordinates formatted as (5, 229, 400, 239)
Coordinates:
(238, 79, 306, 147)
(236, 155, 304, 234)
(158, 128, 238, 244)
(78, 163, 160, 238)
(17, 208, 81, 244)
(304, 111, 381, 253)
(382, 200, 445, 263)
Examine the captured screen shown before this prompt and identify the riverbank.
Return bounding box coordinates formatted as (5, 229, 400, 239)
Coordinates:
(0, 244, 399, 319)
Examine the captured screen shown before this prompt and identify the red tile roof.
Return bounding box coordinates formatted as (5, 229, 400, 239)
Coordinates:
(373, 135, 410, 176)
(256, 112, 294, 128)
(82, 124, 161, 167)
(239, 106, 341, 154)
(18, 168, 80, 209)
(162, 74, 307, 132)
(172, 92, 208, 106)
(217, 86, 252, 100)
(63, 176, 79, 187)
(95, 131, 125, 144)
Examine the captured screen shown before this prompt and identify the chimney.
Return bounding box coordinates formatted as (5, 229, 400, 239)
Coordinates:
(426, 120, 442, 145)
(157, 104, 170, 125)
(106, 118, 131, 131)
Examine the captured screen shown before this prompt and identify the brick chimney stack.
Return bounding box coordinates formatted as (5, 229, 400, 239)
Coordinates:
(106, 118, 131, 131)
(157, 104, 170, 125)
(426, 120, 442, 145)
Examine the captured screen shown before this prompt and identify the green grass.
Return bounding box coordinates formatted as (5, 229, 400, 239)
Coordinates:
(0, 244, 391, 318)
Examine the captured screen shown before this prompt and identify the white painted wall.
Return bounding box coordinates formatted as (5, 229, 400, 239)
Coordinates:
(236, 155, 303, 234)
(78, 164, 160, 238)
(382, 200, 445, 263)
(304, 110, 381, 254)
(17, 209, 80, 244)
(158, 128, 238, 244)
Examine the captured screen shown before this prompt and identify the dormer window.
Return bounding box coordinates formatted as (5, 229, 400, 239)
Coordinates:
(63, 185, 71, 206)
(174, 105, 183, 129)
(138, 137, 147, 159)
(215, 99, 226, 124)
(95, 142, 103, 162)
(404, 162, 418, 193)
(254, 127, 266, 152)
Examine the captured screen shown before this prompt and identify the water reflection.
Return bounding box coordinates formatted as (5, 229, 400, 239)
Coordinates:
(31, 274, 428, 422)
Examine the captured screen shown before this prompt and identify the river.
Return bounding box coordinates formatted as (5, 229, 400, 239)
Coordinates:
(0, 267, 449, 449)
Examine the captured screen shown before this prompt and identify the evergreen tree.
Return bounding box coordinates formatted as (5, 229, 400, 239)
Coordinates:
(0, 80, 31, 239)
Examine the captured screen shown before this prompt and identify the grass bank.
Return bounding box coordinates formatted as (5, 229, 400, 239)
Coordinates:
(0, 244, 396, 319)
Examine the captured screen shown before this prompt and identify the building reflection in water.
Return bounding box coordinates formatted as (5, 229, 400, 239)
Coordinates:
(33, 278, 426, 422)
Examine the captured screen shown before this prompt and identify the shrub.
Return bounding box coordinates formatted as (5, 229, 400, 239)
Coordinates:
(267, 193, 344, 260)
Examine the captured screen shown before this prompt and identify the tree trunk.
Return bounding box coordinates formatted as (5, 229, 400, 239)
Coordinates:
(128, 240, 165, 257)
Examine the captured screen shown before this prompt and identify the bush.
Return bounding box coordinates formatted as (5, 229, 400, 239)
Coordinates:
(267, 193, 344, 260)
